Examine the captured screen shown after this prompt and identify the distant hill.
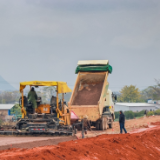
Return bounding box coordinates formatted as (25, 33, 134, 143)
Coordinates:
(0, 75, 15, 91)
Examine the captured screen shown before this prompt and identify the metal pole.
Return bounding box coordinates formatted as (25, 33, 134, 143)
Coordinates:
(62, 93, 64, 113)
(21, 91, 24, 118)
(57, 85, 59, 118)
(22, 91, 24, 109)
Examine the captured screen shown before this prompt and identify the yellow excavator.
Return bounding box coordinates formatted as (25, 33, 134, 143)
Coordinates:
(0, 81, 74, 135)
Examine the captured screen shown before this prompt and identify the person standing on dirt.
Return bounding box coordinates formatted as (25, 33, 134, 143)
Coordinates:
(144, 110, 148, 117)
(28, 87, 38, 114)
(119, 111, 127, 134)
(83, 115, 91, 134)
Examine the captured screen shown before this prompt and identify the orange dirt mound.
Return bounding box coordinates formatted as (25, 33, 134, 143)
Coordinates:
(151, 121, 160, 125)
(1, 126, 160, 160)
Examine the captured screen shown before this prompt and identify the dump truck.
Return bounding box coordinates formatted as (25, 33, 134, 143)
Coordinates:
(68, 60, 116, 130)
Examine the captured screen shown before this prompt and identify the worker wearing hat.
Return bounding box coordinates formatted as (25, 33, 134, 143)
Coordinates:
(83, 115, 91, 134)
(28, 87, 38, 114)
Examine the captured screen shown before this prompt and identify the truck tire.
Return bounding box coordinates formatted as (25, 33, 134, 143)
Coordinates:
(96, 121, 100, 130)
(100, 117, 107, 130)
(104, 118, 108, 130)
(108, 120, 113, 128)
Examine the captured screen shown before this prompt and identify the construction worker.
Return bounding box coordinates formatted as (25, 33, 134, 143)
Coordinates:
(144, 110, 148, 117)
(119, 111, 127, 134)
(28, 87, 38, 114)
(83, 115, 91, 134)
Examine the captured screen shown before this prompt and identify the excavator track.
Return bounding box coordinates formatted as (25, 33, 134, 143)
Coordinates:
(0, 116, 74, 136)
(0, 126, 73, 136)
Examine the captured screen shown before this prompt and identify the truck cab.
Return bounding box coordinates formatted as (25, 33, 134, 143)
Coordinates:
(103, 89, 115, 121)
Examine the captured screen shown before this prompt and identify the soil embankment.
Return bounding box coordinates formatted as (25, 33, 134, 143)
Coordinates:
(1, 122, 160, 160)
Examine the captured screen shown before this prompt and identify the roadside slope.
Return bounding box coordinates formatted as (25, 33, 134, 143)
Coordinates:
(1, 123, 160, 160)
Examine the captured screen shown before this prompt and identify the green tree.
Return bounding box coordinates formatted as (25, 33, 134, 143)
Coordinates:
(141, 86, 160, 101)
(118, 85, 141, 102)
(150, 79, 160, 100)
(134, 110, 145, 117)
(147, 111, 154, 116)
(154, 109, 160, 115)
(140, 79, 160, 102)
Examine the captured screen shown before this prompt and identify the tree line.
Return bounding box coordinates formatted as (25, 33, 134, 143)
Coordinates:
(115, 109, 160, 120)
(117, 79, 160, 102)
(0, 91, 20, 104)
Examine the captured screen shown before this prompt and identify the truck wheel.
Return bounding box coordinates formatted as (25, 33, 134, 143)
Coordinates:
(109, 120, 113, 128)
(96, 121, 100, 130)
(100, 117, 106, 130)
(104, 118, 108, 130)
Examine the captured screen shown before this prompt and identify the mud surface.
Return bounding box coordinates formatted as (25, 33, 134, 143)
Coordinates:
(0, 136, 76, 151)
(1, 122, 160, 160)
(75, 115, 160, 138)
(1, 116, 160, 160)
(0, 116, 160, 149)
(72, 83, 103, 105)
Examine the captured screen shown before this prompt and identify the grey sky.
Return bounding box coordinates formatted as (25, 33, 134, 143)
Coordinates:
(0, 0, 160, 91)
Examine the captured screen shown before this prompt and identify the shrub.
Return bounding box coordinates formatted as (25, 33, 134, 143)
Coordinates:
(114, 111, 119, 119)
(147, 111, 154, 116)
(115, 110, 147, 120)
(154, 109, 160, 115)
(124, 111, 134, 119)
(134, 110, 145, 117)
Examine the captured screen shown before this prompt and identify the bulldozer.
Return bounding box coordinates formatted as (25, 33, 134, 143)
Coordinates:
(0, 81, 74, 135)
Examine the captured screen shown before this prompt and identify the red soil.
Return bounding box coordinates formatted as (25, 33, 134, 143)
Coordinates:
(151, 121, 160, 125)
(1, 125, 160, 160)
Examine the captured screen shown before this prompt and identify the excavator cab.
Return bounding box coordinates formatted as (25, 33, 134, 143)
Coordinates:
(19, 96, 42, 115)
(16, 81, 72, 134)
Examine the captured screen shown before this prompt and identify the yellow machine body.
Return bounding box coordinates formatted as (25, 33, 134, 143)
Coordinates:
(36, 104, 51, 114)
(19, 81, 72, 125)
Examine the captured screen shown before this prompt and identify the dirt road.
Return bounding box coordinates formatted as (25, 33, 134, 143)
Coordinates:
(76, 115, 160, 138)
(0, 136, 76, 151)
(1, 121, 160, 160)
(0, 115, 159, 151)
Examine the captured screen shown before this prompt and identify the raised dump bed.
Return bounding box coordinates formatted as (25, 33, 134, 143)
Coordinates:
(69, 60, 115, 130)
(72, 72, 105, 105)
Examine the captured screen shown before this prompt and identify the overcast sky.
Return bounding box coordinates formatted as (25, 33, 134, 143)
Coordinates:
(0, 0, 160, 91)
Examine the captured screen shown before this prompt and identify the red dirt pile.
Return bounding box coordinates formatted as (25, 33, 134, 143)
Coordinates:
(151, 121, 160, 125)
(1, 126, 160, 160)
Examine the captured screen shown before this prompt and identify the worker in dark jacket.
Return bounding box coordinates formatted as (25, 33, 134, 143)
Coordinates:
(28, 87, 38, 114)
(83, 115, 91, 134)
(119, 111, 127, 134)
